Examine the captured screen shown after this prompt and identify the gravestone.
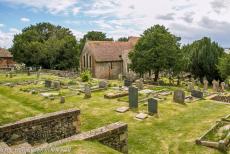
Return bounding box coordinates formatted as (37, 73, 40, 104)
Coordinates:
(116, 107, 129, 113)
(148, 98, 158, 115)
(191, 90, 203, 98)
(220, 82, 225, 92)
(99, 80, 108, 88)
(135, 113, 148, 120)
(124, 79, 132, 87)
(53, 81, 61, 90)
(9, 72, 13, 78)
(129, 86, 138, 109)
(37, 71, 40, 79)
(45, 80, 52, 88)
(60, 96, 65, 103)
(212, 80, 218, 92)
(135, 79, 143, 90)
(173, 90, 185, 104)
(84, 84, 91, 98)
(203, 79, 209, 92)
(187, 82, 194, 92)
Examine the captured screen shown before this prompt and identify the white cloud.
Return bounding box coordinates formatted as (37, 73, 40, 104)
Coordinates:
(20, 17, 30, 22)
(2, 0, 79, 14)
(0, 24, 4, 28)
(0, 28, 21, 48)
(70, 29, 84, 40)
(72, 7, 80, 15)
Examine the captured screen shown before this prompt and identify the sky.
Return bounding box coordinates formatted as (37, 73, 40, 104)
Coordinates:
(0, 0, 230, 48)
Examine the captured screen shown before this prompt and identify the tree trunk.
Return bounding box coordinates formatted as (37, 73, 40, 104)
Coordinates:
(154, 70, 159, 82)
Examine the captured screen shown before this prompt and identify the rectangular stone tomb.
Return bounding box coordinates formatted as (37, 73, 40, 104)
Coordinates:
(129, 86, 138, 109)
(104, 92, 128, 99)
(148, 98, 158, 115)
(173, 90, 185, 104)
(191, 90, 203, 98)
(196, 114, 230, 151)
(0, 109, 80, 145)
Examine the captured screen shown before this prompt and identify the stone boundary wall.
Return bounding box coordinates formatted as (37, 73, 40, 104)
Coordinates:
(0, 109, 80, 145)
(33, 122, 128, 154)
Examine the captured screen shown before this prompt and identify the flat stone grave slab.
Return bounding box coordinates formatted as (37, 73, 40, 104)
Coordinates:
(139, 89, 153, 95)
(41, 92, 59, 98)
(115, 107, 129, 113)
(135, 113, 148, 120)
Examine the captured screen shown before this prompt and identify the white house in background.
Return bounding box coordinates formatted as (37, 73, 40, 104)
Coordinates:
(224, 48, 230, 53)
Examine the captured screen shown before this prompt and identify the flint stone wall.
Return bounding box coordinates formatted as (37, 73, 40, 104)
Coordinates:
(0, 109, 80, 145)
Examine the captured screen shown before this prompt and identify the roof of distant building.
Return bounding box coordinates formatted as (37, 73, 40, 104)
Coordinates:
(0, 48, 13, 58)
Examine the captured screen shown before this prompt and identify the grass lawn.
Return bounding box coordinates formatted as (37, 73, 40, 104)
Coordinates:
(0, 73, 229, 154)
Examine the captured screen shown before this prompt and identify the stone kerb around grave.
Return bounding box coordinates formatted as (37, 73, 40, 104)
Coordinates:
(0, 109, 80, 145)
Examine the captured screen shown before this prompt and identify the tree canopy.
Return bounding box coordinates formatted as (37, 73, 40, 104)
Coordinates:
(129, 25, 181, 81)
(217, 53, 230, 79)
(184, 37, 225, 82)
(10, 22, 80, 70)
(118, 37, 129, 42)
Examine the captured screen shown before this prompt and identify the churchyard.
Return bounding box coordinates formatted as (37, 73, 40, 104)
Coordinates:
(0, 71, 229, 154)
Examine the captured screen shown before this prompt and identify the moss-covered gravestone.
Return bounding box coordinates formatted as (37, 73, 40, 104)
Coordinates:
(148, 98, 158, 115)
(129, 86, 138, 109)
(84, 84, 91, 98)
(191, 90, 203, 98)
(45, 80, 52, 88)
(173, 90, 185, 104)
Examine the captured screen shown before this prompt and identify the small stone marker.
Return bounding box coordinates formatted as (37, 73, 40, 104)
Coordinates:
(212, 80, 217, 92)
(135, 113, 148, 120)
(60, 96, 65, 103)
(9, 72, 13, 78)
(45, 80, 52, 88)
(191, 90, 203, 98)
(124, 79, 132, 87)
(148, 98, 158, 115)
(129, 86, 138, 109)
(84, 84, 91, 98)
(116, 107, 129, 113)
(173, 90, 185, 104)
(135, 79, 143, 90)
(99, 80, 108, 88)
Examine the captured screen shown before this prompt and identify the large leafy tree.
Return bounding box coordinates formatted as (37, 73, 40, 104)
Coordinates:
(185, 37, 225, 82)
(129, 25, 181, 81)
(79, 31, 113, 51)
(10, 22, 80, 70)
(118, 37, 129, 42)
(217, 53, 230, 79)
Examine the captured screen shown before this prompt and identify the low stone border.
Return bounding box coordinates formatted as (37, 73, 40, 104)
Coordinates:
(196, 114, 230, 151)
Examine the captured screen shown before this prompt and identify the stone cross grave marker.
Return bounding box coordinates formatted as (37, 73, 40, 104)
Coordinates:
(191, 90, 203, 98)
(129, 86, 138, 109)
(221, 82, 225, 92)
(148, 98, 158, 115)
(84, 84, 91, 98)
(173, 90, 185, 104)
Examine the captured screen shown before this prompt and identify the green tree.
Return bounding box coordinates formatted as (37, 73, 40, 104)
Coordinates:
(217, 53, 230, 79)
(185, 37, 224, 82)
(80, 31, 113, 51)
(118, 37, 129, 42)
(129, 25, 181, 81)
(10, 22, 80, 70)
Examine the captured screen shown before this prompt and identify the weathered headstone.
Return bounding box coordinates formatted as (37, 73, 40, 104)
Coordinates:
(173, 90, 185, 104)
(60, 96, 65, 103)
(212, 80, 218, 92)
(99, 80, 108, 88)
(53, 81, 61, 90)
(45, 80, 52, 88)
(187, 82, 194, 92)
(124, 79, 132, 87)
(129, 86, 138, 109)
(203, 79, 209, 92)
(220, 82, 225, 92)
(191, 90, 203, 98)
(148, 98, 158, 115)
(84, 84, 91, 98)
(135, 79, 143, 90)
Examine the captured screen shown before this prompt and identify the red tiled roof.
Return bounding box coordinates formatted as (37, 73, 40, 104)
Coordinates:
(0, 48, 13, 58)
(84, 37, 139, 62)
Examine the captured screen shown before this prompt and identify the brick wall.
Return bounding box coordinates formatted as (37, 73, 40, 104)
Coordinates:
(0, 109, 80, 145)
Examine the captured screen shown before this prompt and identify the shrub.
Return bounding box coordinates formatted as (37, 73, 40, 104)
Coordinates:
(80, 70, 92, 82)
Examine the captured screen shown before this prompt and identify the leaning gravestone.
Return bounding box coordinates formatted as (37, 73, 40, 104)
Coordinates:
(191, 90, 203, 98)
(99, 80, 108, 88)
(84, 84, 91, 98)
(124, 79, 132, 87)
(45, 80, 52, 88)
(129, 86, 138, 109)
(148, 98, 158, 115)
(173, 90, 185, 104)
